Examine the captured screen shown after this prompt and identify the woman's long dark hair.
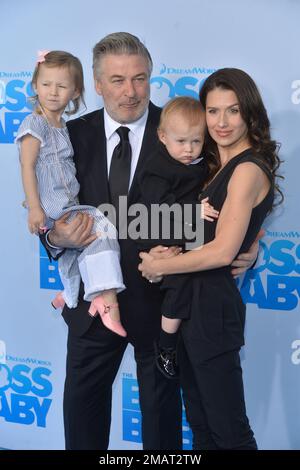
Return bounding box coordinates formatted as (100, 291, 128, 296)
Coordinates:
(199, 68, 283, 204)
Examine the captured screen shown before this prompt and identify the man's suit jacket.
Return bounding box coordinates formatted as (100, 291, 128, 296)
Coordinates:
(63, 102, 163, 347)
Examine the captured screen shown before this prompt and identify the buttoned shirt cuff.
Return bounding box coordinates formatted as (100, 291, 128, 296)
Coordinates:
(45, 230, 64, 257)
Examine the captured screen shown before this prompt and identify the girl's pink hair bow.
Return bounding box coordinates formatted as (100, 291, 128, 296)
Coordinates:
(37, 50, 50, 64)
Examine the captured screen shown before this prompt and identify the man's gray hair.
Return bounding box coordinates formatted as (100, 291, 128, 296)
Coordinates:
(93, 32, 153, 77)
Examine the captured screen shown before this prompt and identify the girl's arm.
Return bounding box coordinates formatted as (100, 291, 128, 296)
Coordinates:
(138, 162, 270, 277)
(20, 134, 45, 233)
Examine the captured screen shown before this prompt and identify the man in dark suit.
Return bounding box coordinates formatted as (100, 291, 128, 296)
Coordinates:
(45, 32, 259, 450)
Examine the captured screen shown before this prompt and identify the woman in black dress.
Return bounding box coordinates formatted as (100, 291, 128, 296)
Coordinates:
(138, 68, 282, 449)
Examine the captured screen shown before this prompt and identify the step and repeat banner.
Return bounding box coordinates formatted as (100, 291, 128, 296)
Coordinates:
(0, 0, 299, 450)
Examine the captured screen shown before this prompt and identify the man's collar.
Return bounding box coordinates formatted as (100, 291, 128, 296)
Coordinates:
(104, 108, 149, 140)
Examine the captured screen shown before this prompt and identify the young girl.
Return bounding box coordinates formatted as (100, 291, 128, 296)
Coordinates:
(139, 97, 219, 378)
(16, 50, 127, 337)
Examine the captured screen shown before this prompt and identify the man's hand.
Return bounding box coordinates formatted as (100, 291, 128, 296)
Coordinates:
(48, 212, 97, 249)
(231, 229, 265, 277)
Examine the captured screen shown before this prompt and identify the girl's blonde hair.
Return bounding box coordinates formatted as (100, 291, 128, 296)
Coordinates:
(31, 50, 85, 115)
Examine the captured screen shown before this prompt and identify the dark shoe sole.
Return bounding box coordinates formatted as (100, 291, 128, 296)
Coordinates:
(154, 341, 180, 380)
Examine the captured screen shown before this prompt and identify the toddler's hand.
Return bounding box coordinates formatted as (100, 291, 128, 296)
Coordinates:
(200, 197, 219, 222)
(28, 207, 46, 234)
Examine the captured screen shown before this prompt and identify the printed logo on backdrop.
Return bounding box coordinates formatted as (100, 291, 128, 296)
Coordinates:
(150, 63, 216, 103)
(0, 342, 53, 428)
(291, 339, 300, 365)
(238, 231, 300, 311)
(122, 374, 193, 449)
(0, 71, 33, 144)
(40, 242, 63, 290)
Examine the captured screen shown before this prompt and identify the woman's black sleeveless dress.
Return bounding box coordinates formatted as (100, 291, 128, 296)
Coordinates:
(179, 148, 274, 449)
(181, 148, 274, 360)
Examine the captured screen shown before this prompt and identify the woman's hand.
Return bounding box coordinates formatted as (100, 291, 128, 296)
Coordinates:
(148, 245, 182, 259)
(139, 245, 182, 282)
(138, 251, 163, 281)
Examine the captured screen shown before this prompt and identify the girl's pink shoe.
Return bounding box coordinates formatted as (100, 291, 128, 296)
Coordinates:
(88, 296, 127, 337)
(51, 292, 65, 310)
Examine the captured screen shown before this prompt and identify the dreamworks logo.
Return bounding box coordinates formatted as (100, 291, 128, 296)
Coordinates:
(0, 71, 32, 103)
(159, 64, 216, 76)
(150, 63, 216, 103)
(291, 80, 300, 104)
